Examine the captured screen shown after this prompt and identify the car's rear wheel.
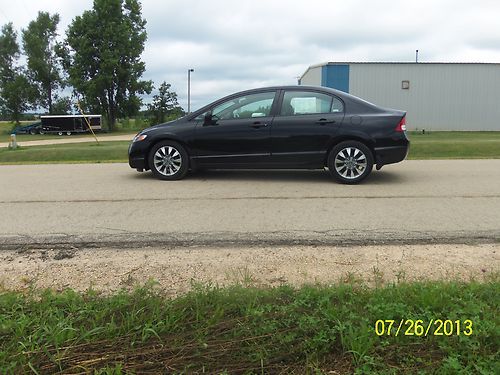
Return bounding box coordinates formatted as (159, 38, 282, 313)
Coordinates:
(29, 129, 37, 135)
(58, 131, 63, 136)
(328, 141, 373, 184)
(66, 131, 72, 136)
(148, 140, 189, 180)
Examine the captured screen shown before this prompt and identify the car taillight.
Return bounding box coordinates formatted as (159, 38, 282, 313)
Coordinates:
(396, 116, 407, 132)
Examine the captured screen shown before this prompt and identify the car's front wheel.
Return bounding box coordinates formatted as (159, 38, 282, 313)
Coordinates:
(328, 141, 373, 184)
(148, 140, 189, 180)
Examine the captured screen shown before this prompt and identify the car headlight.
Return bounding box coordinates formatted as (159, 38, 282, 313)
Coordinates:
(133, 134, 148, 142)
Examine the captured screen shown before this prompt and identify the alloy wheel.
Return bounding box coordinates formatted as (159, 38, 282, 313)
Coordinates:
(334, 147, 367, 180)
(153, 146, 182, 176)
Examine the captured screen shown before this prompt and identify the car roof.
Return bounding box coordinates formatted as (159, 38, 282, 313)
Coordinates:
(227, 85, 345, 96)
(189, 85, 385, 118)
(245, 85, 383, 107)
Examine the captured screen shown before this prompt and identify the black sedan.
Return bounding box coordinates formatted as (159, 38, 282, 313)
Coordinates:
(129, 86, 409, 184)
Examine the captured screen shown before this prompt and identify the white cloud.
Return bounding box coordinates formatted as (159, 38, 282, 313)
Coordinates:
(2, 0, 500, 110)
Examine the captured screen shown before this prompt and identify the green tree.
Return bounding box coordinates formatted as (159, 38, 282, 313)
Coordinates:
(0, 23, 35, 124)
(61, 0, 152, 130)
(51, 96, 73, 114)
(22, 11, 64, 114)
(148, 81, 184, 125)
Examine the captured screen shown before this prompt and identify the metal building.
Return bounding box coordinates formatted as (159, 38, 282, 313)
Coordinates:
(299, 62, 500, 131)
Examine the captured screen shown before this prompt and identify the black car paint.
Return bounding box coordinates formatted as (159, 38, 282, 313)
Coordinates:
(129, 86, 409, 173)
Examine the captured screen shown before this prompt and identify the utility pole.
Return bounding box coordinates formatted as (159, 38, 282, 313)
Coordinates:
(416, 49, 419, 63)
(187, 68, 194, 113)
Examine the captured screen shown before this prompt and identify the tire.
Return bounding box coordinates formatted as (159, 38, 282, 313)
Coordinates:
(39, 130, 45, 135)
(58, 132, 63, 136)
(66, 131, 72, 136)
(148, 140, 189, 180)
(29, 129, 36, 135)
(328, 141, 373, 184)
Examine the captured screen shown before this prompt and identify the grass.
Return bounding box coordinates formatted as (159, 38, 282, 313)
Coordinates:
(407, 131, 500, 159)
(0, 120, 33, 129)
(1, 131, 136, 143)
(0, 279, 498, 374)
(0, 119, 146, 143)
(1, 132, 500, 165)
(0, 141, 129, 164)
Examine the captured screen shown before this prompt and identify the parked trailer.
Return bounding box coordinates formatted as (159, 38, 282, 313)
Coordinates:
(39, 115, 102, 135)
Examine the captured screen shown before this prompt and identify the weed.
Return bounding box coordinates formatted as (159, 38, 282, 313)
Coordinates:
(0, 279, 498, 374)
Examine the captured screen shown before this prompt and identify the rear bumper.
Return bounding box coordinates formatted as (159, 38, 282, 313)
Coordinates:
(374, 143, 409, 166)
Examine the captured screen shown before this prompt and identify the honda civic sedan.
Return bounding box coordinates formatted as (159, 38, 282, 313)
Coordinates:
(129, 86, 409, 184)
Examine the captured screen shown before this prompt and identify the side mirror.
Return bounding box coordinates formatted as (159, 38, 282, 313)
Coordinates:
(204, 111, 214, 125)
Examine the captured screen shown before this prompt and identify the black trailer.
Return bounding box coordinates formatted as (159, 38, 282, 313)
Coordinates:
(39, 115, 102, 135)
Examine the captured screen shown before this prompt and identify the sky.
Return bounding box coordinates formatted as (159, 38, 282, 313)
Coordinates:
(1, 0, 500, 111)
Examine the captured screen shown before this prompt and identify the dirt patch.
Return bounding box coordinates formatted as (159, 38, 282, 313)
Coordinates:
(1, 243, 498, 295)
(53, 248, 77, 260)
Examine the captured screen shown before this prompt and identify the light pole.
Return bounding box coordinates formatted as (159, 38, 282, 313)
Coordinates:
(187, 68, 194, 113)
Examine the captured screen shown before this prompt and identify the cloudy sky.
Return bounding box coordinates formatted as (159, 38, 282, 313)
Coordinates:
(1, 0, 499, 110)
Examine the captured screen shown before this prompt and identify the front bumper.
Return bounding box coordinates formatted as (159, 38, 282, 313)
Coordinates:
(128, 140, 149, 171)
(129, 156, 146, 170)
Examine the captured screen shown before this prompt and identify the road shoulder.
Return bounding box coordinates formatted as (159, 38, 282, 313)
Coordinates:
(2, 243, 498, 295)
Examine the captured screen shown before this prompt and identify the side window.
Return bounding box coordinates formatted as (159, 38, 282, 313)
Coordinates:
(331, 97, 344, 112)
(280, 91, 343, 116)
(212, 91, 276, 120)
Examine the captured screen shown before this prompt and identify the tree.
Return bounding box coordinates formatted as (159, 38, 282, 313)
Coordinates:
(148, 82, 184, 125)
(61, 0, 152, 130)
(51, 96, 73, 115)
(0, 23, 34, 123)
(22, 11, 63, 114)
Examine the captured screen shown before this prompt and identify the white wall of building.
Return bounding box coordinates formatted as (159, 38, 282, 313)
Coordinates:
(300, 62, 500, 131)
(349, 63, 500, 131)
(300, 65, 322, 86)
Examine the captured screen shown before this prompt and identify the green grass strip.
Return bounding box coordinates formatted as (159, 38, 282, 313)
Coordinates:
(0, 130, 136, 143)
(1, 132, 500, 164)
(0, 141, 129, 164)
(1, 279, 499, 374)
(407, 131, 500, 159)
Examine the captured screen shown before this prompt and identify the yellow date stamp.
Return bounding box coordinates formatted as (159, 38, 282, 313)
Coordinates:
(374, 319, 473, 337)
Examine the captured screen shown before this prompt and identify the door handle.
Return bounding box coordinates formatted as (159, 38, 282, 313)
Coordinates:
(250, 122, 268, 129)
(315, 118, 336, 125)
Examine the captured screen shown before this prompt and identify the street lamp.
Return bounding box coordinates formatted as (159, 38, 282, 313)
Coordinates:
(187, 68, 194, 113)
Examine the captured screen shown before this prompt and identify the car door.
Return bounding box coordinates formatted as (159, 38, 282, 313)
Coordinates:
(270, 89, 345, 167)
(193, 90, 277, 166)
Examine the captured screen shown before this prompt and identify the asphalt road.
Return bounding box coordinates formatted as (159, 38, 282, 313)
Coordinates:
(1, 160, 499, 249)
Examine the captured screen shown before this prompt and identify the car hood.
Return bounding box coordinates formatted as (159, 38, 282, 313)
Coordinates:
(143, 117, 187, 131)
(154, 119, 177, 128)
